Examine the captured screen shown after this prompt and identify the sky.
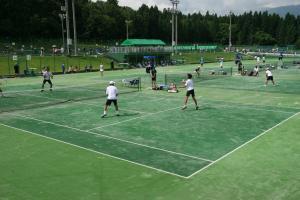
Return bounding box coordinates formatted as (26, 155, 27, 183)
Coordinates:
(114, 0, 300, 15)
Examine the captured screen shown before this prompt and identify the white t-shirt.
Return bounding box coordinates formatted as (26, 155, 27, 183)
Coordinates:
(185, 79, 194, 91)
(257, 57, 260, 63)
(254, 67, 259, 72)
(266, 70, 272, 77)
(106, 85, 118, 100)
(99, 65, 104, 72)
(42, 71, 52, 80)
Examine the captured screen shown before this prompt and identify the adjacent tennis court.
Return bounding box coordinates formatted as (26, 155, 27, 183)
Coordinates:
(1, 60, 299, 179)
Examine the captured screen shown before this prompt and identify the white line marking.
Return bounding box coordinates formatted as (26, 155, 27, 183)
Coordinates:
(88, 105, 185, 131)
(211, 103, 295, 114)
(4, 82, 105, 94)
(202, 98, 300, 113)
(16, 92, 150, 114)
(186, 112, 300, 179)
(0, 123, 187, 179)
(10, 113, 213, 163)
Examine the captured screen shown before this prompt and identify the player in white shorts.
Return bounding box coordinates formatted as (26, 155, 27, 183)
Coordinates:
(101, 81, 120, 118)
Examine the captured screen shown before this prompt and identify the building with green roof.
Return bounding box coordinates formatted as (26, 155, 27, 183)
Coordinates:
(109, 39, 171, 67)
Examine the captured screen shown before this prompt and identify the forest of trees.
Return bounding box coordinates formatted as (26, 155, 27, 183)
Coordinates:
(0, 0, 300, 46)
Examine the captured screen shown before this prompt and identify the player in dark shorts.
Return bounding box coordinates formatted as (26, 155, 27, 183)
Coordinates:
(195, 66, 201, 77)
(41, 67, 53, 92)
(151, 68, 157, 89)
(0, 87, 3, 97)
(182, 73, 199, 110)
(101, 81, 119, 118)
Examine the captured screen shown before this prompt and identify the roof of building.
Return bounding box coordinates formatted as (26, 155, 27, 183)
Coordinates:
(121, 39, 166, 46)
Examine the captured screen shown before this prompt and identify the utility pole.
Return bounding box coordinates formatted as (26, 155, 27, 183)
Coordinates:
(65, 0, 71, 55)
(72, 0, 78, 56)
(229, 11, 232, 51)
(125, 20, 132, 39)
(59, 14, 66, 53)
(170, 0, 179, 53)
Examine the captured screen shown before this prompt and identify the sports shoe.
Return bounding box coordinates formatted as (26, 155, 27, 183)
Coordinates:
(196, 106, 199, 110)
(116, 113, 120, 116)
(181, 105, 187, 110)
(41, 89, 44, 92)
(50, 89, 53, 91)
(101, 114, 107, 118)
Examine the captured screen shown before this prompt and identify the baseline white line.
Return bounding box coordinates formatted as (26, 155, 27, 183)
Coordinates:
(0, 123, 187, 179)
(11, 113, 213, 163)
(187, 112, 300, 179)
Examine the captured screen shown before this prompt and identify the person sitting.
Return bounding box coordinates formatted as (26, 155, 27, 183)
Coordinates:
(168, 82, 178, 93)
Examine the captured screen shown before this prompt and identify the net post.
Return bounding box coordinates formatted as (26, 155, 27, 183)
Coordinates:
(164, 73, 167, 85)
(231, 67, 233, 76)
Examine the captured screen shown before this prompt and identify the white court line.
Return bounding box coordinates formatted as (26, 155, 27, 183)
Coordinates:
(203, 98, 300, 112)
(11, 113, 213, 163)
(4, 82, 106, 94)
(89, 98, 295, 132)
(187, 112, 300, 179)
(211, 103, 295, 114)
(0, 123, 187, 179)
(16, 92, 150, 115)
(88, 105, 187, 131)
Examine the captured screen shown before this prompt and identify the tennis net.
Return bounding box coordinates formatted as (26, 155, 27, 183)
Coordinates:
(164, 67, 232, 85)
(0, 77, 141, 113)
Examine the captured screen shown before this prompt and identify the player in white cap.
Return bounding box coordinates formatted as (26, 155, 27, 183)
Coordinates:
(101, 81, 119, 118)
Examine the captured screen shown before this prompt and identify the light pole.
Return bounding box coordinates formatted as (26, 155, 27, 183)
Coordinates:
(125, 20, 132, 39)
(64, 0, 71, 55)
(170, 0, 179, 53)
(59, 13, 66, 53)
(72, 0, 78, 56)
(229, 11, 232, 51)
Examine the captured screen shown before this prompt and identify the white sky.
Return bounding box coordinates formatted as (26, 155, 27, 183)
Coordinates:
(112, 0, 300, 15)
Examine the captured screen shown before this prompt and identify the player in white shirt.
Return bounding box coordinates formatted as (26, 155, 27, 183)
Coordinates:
(41, 67, 53, 92)
(265, 68, 275, 86)
(99, 64, 104, 77)
(182, 73, 199, 110)
(256, 56, 261, 65)
(219, 57, 224, 68)
(101, 81, 120, 118)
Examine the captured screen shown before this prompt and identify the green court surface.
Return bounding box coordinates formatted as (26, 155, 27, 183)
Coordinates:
(0, 60, 300, 199)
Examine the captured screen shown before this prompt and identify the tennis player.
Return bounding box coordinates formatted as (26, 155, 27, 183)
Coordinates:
(99, 64, 104, 77)
(265, 68, 275, 86)
(41, 67, 53, 92)
(182, 73, 199, 110)
(0, 84, 3, 97)
(151, 68, 157, 89)
(195, 66, 201, 77)
(101, 81, 119, 118)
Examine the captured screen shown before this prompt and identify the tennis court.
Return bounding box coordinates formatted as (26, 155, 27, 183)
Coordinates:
(1, 60, 299, 180)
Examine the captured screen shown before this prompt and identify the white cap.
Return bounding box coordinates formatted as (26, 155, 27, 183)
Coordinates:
(109, 81, 115, 85)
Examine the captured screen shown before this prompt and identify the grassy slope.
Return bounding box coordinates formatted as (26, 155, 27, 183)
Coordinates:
(0, 113, 299, 200)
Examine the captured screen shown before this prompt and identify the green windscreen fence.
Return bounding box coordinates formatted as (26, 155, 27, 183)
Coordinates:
(0, 77, 141, 113)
